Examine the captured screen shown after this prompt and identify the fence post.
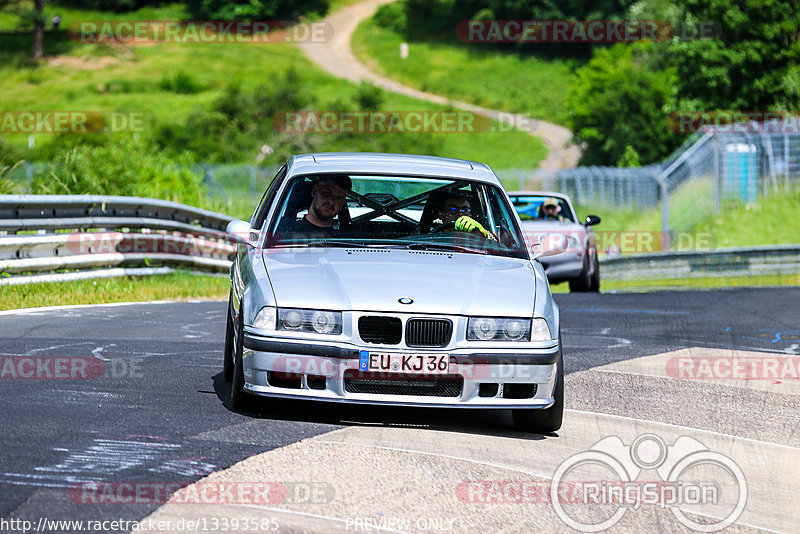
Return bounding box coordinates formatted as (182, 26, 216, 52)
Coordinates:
(24, 161, 32, 188)
(203, 164, 213, 199)
(248, 165, 256, 199)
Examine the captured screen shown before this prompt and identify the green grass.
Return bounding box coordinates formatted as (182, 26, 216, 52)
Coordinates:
(0, 3, 189, 31)
(593, 273, 800, 293)
(0, 271, 228, 310)
(570, 176, 799, 254)
(2, 268, 797, 309)
(691, 185, 800, 248)
(352, 17, 577, 125)
(0, 4, 546, 202)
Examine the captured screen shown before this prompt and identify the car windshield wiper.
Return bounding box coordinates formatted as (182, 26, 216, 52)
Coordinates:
(405, 243, 489, 255)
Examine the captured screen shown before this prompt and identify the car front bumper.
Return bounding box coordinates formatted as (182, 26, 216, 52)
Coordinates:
(242, 333, 559, 409)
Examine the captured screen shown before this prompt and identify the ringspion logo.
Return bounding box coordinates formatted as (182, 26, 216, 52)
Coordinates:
(550, 434, 747, 532)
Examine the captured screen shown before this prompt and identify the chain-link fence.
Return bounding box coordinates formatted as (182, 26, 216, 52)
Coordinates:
(534, 121, 800, 245)
(7, 120, 799, 247)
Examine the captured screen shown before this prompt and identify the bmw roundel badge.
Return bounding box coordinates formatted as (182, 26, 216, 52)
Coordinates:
(398, 297, 413, 305)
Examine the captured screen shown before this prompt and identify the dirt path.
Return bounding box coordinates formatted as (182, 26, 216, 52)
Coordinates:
(298, 0, 581, 172)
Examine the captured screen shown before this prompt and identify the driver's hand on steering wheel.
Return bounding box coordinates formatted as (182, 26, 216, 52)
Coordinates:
(455, 216, 498, 241)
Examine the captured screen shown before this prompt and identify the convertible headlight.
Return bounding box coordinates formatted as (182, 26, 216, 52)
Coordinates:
(253, 306, 277, 330)
(468, 317, 534, 341)
(278, 308, 342, 335)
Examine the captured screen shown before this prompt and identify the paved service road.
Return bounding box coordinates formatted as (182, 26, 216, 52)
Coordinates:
(1, 289, 798, 532)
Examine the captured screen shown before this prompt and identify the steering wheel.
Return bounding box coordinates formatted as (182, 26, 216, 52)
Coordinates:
(431, 221, 500, 241)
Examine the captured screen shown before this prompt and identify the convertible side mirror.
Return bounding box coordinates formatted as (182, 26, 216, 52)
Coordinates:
(584, 214, 601, 226)
(531, 233, 568, 260)
(226, 219, 256, 247)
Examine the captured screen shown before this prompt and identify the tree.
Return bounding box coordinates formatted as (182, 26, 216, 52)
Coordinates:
(32, 0, 44, 59)
(1, 0, 48, 59)
(566, 42, 682, 165)
(664, 0, 800, 111)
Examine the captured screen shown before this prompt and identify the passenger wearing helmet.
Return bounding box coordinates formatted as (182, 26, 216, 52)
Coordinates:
(540, 197, 565, 221)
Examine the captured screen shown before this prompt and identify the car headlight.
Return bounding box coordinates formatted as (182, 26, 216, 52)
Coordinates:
(278, 308, 342, 335)
(468, 317, 541, 341)
(253, 306, 277, 330)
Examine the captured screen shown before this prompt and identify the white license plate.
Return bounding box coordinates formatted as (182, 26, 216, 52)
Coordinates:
(359, 351, 449, 375)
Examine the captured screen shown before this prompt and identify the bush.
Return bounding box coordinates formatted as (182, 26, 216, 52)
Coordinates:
(52, 0, 170, 13)
(158, 71, 205, 94)
(30, 137, 207, 207)
(184, 0, 330, 21)
(354, 81, 384, 111)
(566, 43, 682, 166)
(0, 138, 23, 167)
(155, 68, 311, 163)
(374, 1, 407, 33)
(0, 161, 23, 194)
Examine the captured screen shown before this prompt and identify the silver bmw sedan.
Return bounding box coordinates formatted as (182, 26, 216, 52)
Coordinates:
(224, 152, 567, 432)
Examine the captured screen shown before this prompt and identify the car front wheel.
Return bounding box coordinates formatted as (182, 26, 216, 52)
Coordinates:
(223, 292, 235, 382)
(512, 336, 564, 433)
(589, 254, 600, 292)
(568, 254, 592, 292)
(231, 303, 258, 413)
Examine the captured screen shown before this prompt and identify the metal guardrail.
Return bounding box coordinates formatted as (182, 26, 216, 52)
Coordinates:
(600, 245, 800, 280)
(0, 195, 236, 285)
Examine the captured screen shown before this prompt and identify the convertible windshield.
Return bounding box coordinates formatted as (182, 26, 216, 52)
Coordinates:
(508, 194, 575, 222)
(266, 174, 528, 258)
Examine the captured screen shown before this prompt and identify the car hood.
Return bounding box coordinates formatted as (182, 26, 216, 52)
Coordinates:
(262, 248, 536, 316)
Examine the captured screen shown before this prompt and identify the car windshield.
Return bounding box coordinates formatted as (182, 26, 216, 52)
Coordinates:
(509, 195, 574, 222)
(266, 174, 528, 259)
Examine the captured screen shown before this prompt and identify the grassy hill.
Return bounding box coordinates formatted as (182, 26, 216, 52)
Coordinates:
(0, 2, 547, 219)
(352, 16, 578, 125)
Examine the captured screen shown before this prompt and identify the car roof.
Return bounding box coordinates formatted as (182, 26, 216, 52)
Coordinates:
(285, 153, 501, 186)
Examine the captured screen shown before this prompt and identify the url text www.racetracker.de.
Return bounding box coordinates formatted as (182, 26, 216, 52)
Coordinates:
(0, 516, 281, 533)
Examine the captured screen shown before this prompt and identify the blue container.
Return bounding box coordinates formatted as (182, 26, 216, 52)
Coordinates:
(723, 143, 757, 203)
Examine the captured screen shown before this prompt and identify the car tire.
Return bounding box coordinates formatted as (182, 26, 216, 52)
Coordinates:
(231, 302, 258, 413)
(223, 291, 235, 382)
(568, 254, 592, 292)
(512, 336, 564, 433)
(589, 254, 600, 293)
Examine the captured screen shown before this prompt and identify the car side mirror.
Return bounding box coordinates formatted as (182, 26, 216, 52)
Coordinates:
(531, 233, 568, 260)
(226, 219, 256, 246)
(584, 214, 601, 226)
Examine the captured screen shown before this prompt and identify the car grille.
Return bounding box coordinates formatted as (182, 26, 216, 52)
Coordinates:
(358, 316, 402, 344)
(343, 370, 462, 397)
(406, 318, 452, 347)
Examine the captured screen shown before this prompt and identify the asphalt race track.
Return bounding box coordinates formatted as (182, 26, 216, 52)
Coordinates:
(1, 288, 798, 533)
